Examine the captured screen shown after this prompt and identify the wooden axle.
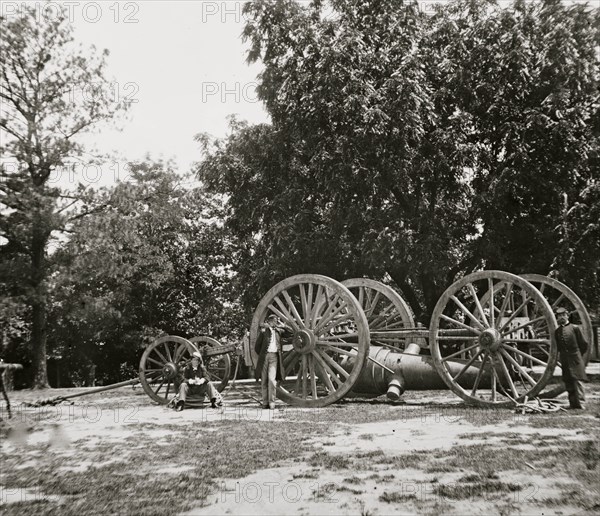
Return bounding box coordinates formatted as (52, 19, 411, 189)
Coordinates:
(202, 342, 238, 357)
(339, 328, 474, 340)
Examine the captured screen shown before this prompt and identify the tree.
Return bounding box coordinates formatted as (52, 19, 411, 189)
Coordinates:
(426, 0, 600, 281)
(49, 161, 243, 385)
(0, 7, 128, 387)
(200, 0, 479, 320)
(198, 0, 599, 319)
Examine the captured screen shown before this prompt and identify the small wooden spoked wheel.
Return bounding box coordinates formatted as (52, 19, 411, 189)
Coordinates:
(190, 336, 232, 392)
(138, 335, 197, 404)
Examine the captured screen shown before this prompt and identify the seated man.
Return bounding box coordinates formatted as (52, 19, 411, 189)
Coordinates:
(176, 352, 222, 411)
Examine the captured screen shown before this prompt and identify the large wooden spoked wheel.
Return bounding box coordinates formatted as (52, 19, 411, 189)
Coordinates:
(250, 274, 370, 407)
(139, 335, 198, 404)
(190, 336, 231, 392)
(520, 274, 593, 365)
(342, 278, 415, 351)
(430, 271, 558, 407)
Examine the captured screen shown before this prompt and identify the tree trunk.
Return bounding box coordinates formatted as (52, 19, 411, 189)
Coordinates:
(30, 223, 50, 389)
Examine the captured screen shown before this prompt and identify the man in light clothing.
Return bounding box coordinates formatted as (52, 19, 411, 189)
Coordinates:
(254, 315, 291, 409)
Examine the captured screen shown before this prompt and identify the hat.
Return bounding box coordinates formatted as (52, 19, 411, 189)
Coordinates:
(554, 307, 569, 315)
(266, 314, 278, 322)
(192, 351, 203, 360)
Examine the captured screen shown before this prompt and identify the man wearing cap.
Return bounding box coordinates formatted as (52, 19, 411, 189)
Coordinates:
(554, 307, 588, 410)
(175, 352, 221, 411)
(255, 315, 292, 409)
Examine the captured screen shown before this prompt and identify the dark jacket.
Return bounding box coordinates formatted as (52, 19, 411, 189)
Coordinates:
(555, 323, 588, 381)
(183, 363, 210, 382)
(254, 325, 291, 381)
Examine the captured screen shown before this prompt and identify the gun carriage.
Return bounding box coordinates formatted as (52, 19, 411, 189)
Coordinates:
(136, 270, 591, 409)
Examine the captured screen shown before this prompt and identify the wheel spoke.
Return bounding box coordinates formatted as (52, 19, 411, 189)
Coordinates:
(317, 342, 358, 356)
(312, 351, 341, 389)
(147, 357, 164, 368)
(441, 343, 481, 362)
(291, 372, 300, 394)
(489, 356, 498, 402)
(488, 278, 495, 328)
(144, 369, 162, 380)
(373, 319, 408, 330)
(316, 339, 359, 348)
(358, 286, 364, 308)
(314, 298, 349, 333)
(301, 355, 308, 399)
(267, 303, 295, 328)
(369, 303, 398, 328)
(551, 293, 565, 309)
(496, 282, 514, 327)
(164, 344, 173, 362)
(274, 296, 302, 328)
(468, 284, 489, 327)
(440, 314, 482, 334)
(165, 381, 171, 398)
(283, 353, 300, 378)
(153, 348, 168, 364)
(306, 283, 314, 322)
(309, 355, 318, 400)
(282, 290, 305, 328)
(308, 285, 325, 328)
(532, 343, 551, 358)
(153, 379, 165, 395)
(501, 316, 546, 337)
(450, 295, 486, 331)
(452, 349, 483, 382)
(319, 333, 358, 341)
(502, 338, 550, 345)
(500, 349, 538, 387)
(498, 294, 531, 332)
(300, 284, 310, 321)
(470, 351, 489, 396)
(364, 291, 381, 317)
(315, 348, 350, 379)
(318, 313, 355, 336)
(496, 353, 518, 399)
(501, 345, 548, 367)
(173, 344, 184, 362)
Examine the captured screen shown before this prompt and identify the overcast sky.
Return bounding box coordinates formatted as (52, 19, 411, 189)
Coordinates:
(63, 0, 270, 177)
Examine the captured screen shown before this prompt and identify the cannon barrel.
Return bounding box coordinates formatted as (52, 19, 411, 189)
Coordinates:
(344, 345, 492, 398)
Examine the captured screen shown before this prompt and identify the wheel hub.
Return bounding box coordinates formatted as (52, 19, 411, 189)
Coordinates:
(292, 329, 316, 354)
(478, 328, 502, 352)
(162, 362, 178, 380)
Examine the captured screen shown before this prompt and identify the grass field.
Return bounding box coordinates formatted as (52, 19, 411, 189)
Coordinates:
(1, 381, 599, 515)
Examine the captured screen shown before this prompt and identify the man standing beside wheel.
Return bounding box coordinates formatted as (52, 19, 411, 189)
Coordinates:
(255, 315, 291, 409)
(555, 307, 588, 410)
(176, 352, 222, 411)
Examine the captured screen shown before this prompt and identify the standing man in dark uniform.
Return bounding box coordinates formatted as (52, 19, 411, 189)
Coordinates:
(255, 315, 292, 409)
(554, 307, 588, 410)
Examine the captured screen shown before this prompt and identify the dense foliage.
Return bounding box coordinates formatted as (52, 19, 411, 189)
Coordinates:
(198, 0, 600, 321)
(46, 162, 243, 386)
